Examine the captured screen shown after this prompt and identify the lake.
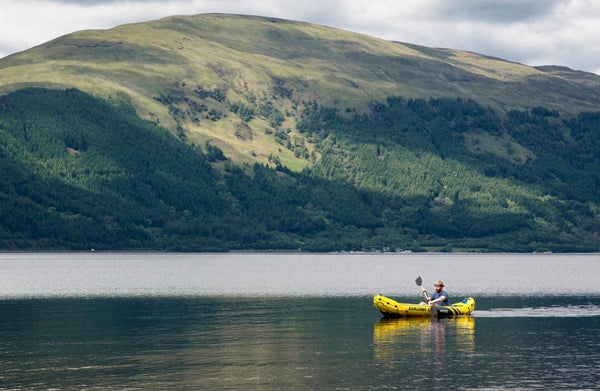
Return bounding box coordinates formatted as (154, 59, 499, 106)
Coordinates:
(1, 252, 599, 390)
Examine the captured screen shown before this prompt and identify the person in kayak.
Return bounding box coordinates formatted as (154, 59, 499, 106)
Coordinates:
(420, 280, 449, 306)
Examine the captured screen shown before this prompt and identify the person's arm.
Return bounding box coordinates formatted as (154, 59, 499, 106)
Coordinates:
(428, 295, 446, 305)
(421, 287, 429, 301)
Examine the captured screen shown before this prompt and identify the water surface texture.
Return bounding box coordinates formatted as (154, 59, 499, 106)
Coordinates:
(1, 252, 598, 297)
(1, 253, 599, 390)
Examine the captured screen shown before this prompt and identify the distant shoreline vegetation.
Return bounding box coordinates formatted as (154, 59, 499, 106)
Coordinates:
(1, 88, 599, 252)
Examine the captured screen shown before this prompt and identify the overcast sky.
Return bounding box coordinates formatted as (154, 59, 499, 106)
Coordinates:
(2, 0, 599, 74)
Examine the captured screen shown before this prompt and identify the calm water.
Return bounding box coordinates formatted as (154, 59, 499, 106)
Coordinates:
(1, 253, 599, 390)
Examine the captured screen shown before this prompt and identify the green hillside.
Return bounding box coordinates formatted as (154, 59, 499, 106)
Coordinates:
(2, 14, 600, 168)
(1, 14, 599, 251)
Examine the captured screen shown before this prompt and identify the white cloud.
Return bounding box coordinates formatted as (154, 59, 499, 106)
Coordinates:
(1, 0, 600, 74)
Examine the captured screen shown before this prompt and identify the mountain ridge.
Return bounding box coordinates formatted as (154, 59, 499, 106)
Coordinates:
(3, 14, 600, 109)
(1, 14, 599, 251)
(4, 13, 599, 170)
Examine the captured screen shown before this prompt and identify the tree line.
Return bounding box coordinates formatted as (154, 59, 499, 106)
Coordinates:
(0, 88, 598, 252)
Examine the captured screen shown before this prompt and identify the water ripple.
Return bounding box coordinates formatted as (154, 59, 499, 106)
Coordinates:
(475, 304, 600, 317)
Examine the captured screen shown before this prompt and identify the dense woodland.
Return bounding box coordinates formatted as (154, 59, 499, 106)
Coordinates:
(1, 88, 599, 251)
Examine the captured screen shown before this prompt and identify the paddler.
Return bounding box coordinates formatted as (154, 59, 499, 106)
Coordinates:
(420, 280, 449, 306)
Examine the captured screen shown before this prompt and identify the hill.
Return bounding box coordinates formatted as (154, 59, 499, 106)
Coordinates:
(0, 14, 599, 251)
(2, 14, 600, 168)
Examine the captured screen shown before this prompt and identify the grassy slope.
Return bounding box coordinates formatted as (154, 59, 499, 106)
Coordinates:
(2, 14, 600, 171)
(1, 14, 600, 251)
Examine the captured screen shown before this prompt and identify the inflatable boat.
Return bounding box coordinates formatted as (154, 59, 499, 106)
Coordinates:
(373, 294, 475, 318)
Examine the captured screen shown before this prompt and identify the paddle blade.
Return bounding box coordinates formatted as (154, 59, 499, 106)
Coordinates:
(415, 276, 422, 286)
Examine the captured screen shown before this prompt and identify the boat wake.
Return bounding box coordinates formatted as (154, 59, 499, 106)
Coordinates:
(474, 304, 600, 318)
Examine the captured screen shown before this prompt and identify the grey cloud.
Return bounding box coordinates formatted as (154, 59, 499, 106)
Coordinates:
(55, 0, 178, 3)
(428, 0, 564, 23)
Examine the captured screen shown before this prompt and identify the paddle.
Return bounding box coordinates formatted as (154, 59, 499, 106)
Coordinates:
(415, 276, 430, 302)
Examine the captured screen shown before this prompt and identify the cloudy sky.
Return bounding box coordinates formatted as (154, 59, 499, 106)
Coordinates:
(2, 0, 600, 74)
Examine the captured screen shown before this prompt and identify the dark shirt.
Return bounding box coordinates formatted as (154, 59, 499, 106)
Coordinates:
(431, 290, 449, 306)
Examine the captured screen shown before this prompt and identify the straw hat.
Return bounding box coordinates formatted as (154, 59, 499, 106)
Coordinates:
(434, 280, 444, 287)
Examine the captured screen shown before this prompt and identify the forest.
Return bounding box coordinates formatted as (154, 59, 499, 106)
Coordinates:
(0, 88, 599, 252)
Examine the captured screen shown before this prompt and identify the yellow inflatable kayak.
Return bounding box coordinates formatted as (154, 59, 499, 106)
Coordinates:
(373, 294, 475, 318)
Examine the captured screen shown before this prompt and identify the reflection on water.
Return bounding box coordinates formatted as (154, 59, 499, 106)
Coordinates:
(0, 296, 599, 390)
(370, 315, 482, 389)
(1, 250, 600, 391)
(373, 316, 475, 361)
(374, 317, 475, 355)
